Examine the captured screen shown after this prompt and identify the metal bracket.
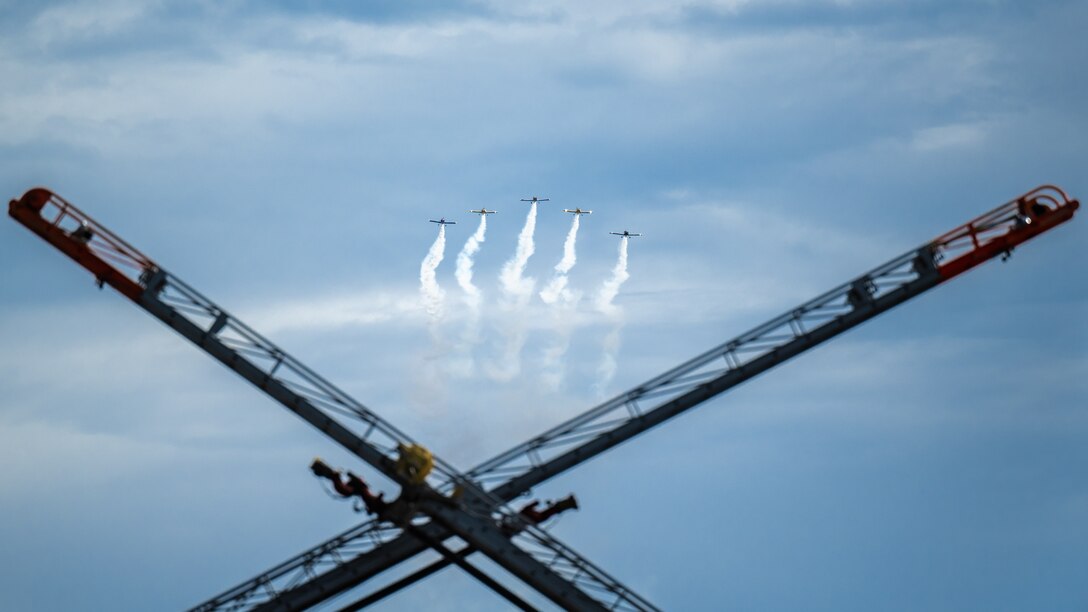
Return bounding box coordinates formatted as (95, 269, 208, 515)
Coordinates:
(208, 311, 229, 336)
(847, 278, 876, 310)
(139, 266, 167, 296)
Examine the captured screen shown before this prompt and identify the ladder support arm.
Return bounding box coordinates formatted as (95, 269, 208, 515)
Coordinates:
(203, 184, 1079, 610)
(10, 187, 661, 612)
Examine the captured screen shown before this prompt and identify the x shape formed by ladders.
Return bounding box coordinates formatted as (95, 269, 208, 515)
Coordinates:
(8, 185, 1079, 611)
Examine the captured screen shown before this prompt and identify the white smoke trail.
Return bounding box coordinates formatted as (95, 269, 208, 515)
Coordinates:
(595, 236, 630, 316)
(539, 312, 578, 391)
(594, 236, 631, 395)
(417, 224, 449, 406)
(498, 203, 537, 303)
(539, 214, 583, 389)
(450, 215, 488, 376)
(540, 214, 580, 304)
(456, 215, 488, 310)
(487, 204, 538, 381)
(595, 327, 622, 396)
(420, 225, 447, 322)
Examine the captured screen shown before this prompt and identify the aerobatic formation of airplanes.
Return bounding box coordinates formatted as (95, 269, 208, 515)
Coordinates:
(433, 200, 643, 240)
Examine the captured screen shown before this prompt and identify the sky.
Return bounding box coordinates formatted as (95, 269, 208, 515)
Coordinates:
(0, 0, 1086, 610)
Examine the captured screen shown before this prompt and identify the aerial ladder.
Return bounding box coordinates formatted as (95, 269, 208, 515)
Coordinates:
(8, 188, 656, 612)
(190, 185, 1082, 611)
(9, 185, 1079, 610)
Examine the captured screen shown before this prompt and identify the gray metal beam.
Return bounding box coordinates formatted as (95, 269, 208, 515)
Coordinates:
(210, 185, 1083, 609)
(488, 259, 936, 500)
(7, 190, 659, 612)
(392, 525, 537, 612)
(421, 502, 605, 611)
(337, 548, 468, 611)
(15, 186, 1076, 612)
(217, 248, 940, 609)
(138, 276, 652, 612)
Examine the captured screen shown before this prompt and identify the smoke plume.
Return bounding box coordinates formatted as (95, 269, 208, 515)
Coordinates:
(498, 203, 537, 303)
(450, 215, 488, 376)
(456, 215, 488, 311)
(417, 224, 450, 405)
(540, 214, 580, 304)
(539, 214, 583, 388)
(420, 225, 447, 321)
(594, 236, 631, 394)
(595, 236, 630, 316)
(488, 203, 539, 381)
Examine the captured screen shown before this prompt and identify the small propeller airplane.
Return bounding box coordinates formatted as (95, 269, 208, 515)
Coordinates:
(610, 230, 641, 237)
(468, 208, 497, 215)
(520, 196, 550, 204)
(562, 208, 592, 215)
(429, 218, 456, 225)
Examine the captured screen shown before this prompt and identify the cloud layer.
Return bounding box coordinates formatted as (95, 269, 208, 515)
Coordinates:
(0, 1, 1086, 611)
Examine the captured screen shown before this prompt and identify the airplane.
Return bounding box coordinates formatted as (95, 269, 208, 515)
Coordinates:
(520, 197, 550, 204)
(610, 230, 641, 237)
(429, 218, 456, 225)
(562, 208, 592, 215)
(468, 208, 497, 215)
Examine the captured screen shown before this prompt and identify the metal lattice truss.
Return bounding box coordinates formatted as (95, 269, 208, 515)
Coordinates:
(469, 244, 938, 496)
(472, 184, 1080, 498)
(148, 270, 659, 611)
(11, 189, 662, 611)
(190, 240, 946, 612)
(182, 185, 1079, 611)
(8, 185, 1078, 612)
(196, 517, 658, 612)
(507, 528, 654, 610)
(195, 520, 398, 611)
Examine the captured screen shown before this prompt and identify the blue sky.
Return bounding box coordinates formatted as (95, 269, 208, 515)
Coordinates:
(0, 1, 1085, 610)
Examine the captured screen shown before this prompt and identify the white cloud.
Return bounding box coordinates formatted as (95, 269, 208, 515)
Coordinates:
(0, 418, 179, 493)
(0, 3, 1084, 610)
(911, 121, 989, 151)
(245, 289, 425, 332)
(684, 198, 890, 260)
(30, 0, 152, 42)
